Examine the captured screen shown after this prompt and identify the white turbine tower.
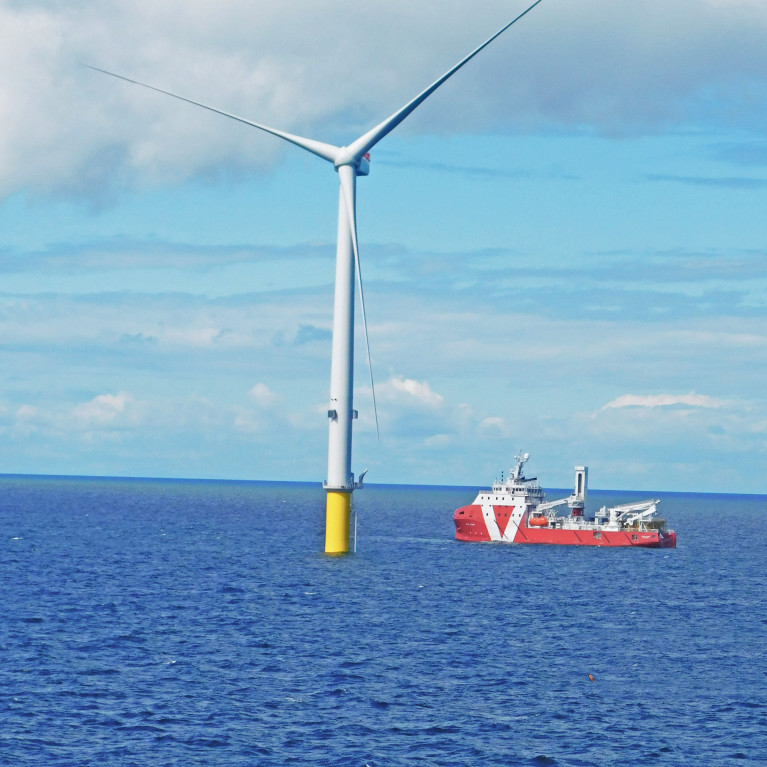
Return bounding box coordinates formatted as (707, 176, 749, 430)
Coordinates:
(88, 0, 545, 554)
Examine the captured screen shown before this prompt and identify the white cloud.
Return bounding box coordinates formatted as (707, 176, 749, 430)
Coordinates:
(156, 326, 255, 349)
(1, 0, 766, 199)
(378, 375, 445, 409)
(1, 267, 763, 490)
(248, 382, 276, 407)
(602, 392, 730, 410)
(72, 391, 134, 427)
(424, 433, 451, 448)
(232, 406, 263, 434)
(16, 404, 38, 419)
(0, 290, 328, 363)
(479, 416, 508, 435)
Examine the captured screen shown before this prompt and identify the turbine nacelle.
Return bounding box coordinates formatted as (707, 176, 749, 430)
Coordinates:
(335, 150, 370, 176)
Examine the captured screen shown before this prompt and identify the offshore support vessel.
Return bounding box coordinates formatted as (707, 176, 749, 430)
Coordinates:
(454, 453, 676, 548)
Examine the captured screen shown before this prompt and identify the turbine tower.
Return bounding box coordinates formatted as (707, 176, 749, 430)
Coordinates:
(88, 0, 544, 554)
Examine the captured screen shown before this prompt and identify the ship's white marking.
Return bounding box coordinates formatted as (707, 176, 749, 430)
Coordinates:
(478, 498, 502, 541)
(478, 495, 526, 541)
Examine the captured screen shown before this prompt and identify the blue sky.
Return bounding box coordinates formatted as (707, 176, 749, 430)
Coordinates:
(1, 0, 766, 493)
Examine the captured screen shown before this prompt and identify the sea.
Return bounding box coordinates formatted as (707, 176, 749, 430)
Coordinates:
(1, 476, 766, 767)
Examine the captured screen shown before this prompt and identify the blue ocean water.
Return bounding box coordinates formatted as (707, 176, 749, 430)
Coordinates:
(1, 476, 765, 766)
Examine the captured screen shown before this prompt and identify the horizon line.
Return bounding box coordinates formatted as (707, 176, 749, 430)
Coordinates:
(0, 471, 763, 499)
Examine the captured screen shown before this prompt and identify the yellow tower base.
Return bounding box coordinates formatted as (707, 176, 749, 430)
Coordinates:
(325, 490, 352, 554)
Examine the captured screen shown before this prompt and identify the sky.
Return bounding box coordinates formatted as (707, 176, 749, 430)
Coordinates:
(1, 0, 766, 494)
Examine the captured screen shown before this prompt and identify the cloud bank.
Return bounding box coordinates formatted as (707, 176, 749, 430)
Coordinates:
(2, 0, 767, 199)
(603, 392, 730, 410)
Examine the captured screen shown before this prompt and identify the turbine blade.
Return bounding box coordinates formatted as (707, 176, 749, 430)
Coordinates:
(83, 64, 341, 164)
(338, 167, 380, 441)
(345, 0, 545, 159)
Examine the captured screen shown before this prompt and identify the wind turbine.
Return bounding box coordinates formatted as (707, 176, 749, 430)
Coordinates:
(87, 0, 545, 554)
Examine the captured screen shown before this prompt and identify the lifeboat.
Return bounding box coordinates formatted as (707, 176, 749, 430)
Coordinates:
(528, 515, 548, 527)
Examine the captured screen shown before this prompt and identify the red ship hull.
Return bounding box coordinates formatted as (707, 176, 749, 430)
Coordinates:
(454, 505, 677, 548)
